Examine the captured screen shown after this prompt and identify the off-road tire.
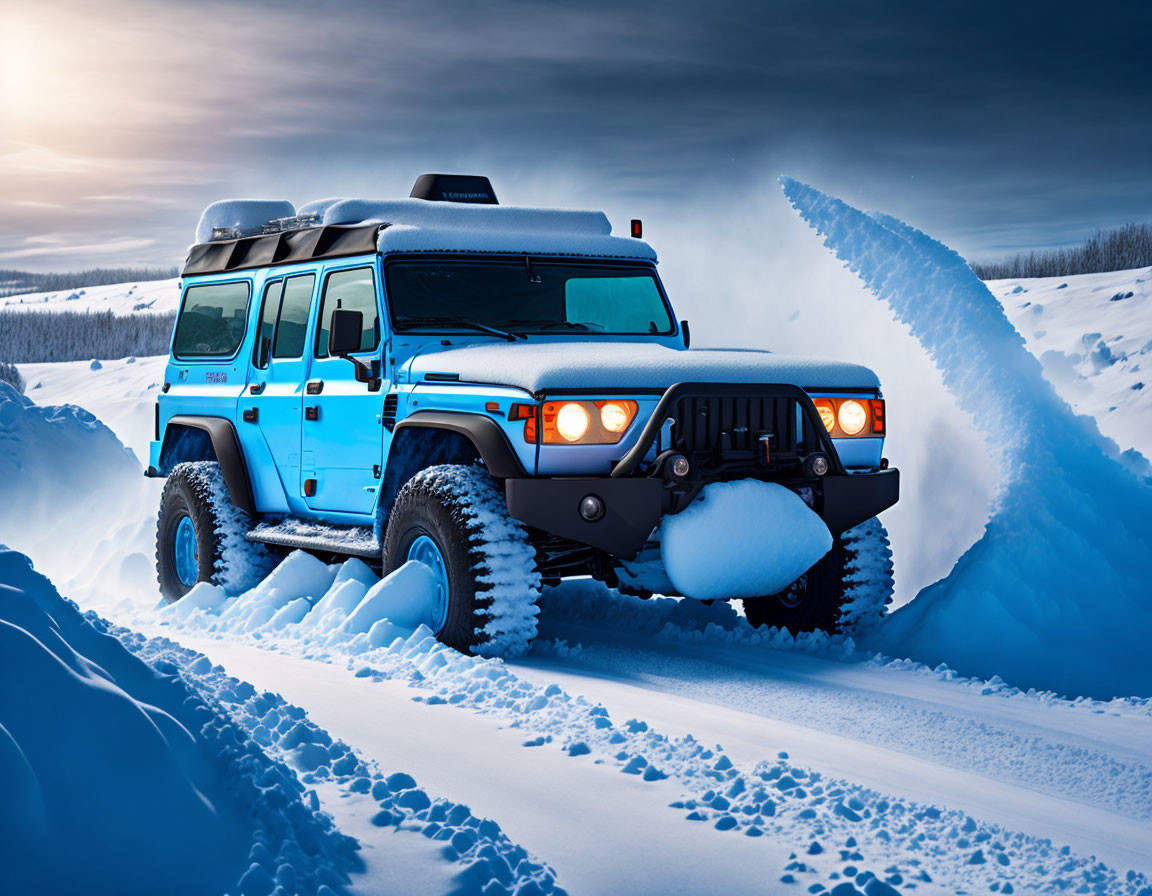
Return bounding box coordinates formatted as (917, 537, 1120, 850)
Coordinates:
(742, 517, 894, 637)
(156, 461, 276, 603)
(382, 464, 541, 657)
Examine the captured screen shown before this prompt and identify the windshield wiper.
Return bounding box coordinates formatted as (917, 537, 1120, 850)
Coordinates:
(396, 316, 524, 341)
(506, 320, 602, 332)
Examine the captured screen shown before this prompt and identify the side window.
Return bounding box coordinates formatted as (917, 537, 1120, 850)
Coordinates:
(252, 279, 283, 369)
(315, 267, 379, 357)
(172, 281, 251, 358)
(272, 274, 316, 359)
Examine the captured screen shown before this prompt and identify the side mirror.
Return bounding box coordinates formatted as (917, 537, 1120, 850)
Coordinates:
(329, 308, 363, 357)
(328, 308, 382, 390)
(680, 319, 691, 349)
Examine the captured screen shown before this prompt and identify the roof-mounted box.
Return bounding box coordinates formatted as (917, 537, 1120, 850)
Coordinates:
(409, 173, 498, 205)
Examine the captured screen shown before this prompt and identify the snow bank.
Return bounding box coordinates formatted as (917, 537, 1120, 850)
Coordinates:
(781, 177, 1152, 699)
(660, 480, 832, 599)
(407, 341, 880, 392)
(0, 382, 139, 533)
(0, 547, 357, 895)
(170, 550, 452, 649)
(0, 382, 162, 612)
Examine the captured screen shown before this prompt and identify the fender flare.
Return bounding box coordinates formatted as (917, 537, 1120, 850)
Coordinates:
(394, 411, 525, 478)
(164, 415, 256, 515)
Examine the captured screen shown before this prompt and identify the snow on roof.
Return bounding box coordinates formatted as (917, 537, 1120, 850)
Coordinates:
(194, 194, 655, 260)
(321, 198, 657, 260)
(194, 199, 295, 244)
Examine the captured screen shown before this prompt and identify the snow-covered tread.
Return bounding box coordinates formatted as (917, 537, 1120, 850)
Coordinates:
(383, 464, 541, 657)
(156, 461, 278, 601)
(835, 516, 895, 637)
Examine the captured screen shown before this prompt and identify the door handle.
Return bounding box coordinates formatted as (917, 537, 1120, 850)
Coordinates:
(305, 406, 320, 421)
(306, 380, 324, 395)
(249, 382, 266, 395)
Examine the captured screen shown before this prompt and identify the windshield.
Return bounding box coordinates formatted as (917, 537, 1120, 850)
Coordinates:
(386, 259, 675, 336)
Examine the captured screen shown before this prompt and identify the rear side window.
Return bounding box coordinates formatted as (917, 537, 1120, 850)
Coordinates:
(272, 274, 316, 359)
(315, 267, 379, 357)
(173, 281, 251, 358)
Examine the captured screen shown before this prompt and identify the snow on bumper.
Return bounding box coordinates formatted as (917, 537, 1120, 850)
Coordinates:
(660, 480, 833, 600)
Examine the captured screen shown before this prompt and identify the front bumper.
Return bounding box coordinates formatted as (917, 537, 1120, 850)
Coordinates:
(505, 381, 899, 559)
(505, 467, 899, 559)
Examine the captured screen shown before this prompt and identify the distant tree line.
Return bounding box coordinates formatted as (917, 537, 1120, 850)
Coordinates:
(0, 310, 176, 363)
(0, 362, 25, 393)
(971, 223, 1152, 280)
(0, 267, 179, 299)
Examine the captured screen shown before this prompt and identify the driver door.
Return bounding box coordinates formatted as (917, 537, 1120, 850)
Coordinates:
(300, 263, 388, 516)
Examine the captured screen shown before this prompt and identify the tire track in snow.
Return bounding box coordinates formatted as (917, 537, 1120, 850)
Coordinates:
(533, 582, 1152, 824)
(140, 572, 1152, 896)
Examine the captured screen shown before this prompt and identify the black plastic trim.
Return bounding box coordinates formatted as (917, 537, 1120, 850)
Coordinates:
(182, 223, 383, 277)
(395, 411, 525, 478)
(821, 468, 900, 535)
(505, 477, 663, 559)
(165, 415, 256, 515)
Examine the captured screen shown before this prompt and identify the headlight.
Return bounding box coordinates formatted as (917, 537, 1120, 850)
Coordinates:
(556, 402, 591, 442)
(837, 399, 868, 436)
(600, 401, 631, 433)
(514, 399, 640, 444)
(808, 396, 884, 437)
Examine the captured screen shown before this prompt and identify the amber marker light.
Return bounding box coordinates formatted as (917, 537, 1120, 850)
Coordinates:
(813, 399, 836, 433)
(869, 399, 886, 435)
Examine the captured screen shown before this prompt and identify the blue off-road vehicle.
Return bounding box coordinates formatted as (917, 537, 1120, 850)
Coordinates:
(148, 175, 899, 655)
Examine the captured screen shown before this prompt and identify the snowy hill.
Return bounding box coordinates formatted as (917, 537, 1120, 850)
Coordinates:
(0, 277, 180, 316)
(993, 266, 1152, 463)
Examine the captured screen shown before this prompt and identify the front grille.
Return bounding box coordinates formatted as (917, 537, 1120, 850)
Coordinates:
(671, 395, 799, 467)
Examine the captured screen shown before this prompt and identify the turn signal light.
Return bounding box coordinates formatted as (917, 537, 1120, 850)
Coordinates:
(869, 399, 885, 435)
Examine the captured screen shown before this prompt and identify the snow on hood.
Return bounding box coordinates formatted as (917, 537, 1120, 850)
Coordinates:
(407, 342, 880, 393)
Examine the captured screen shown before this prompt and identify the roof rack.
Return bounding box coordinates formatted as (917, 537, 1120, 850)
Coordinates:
(183, 222, 382, 277)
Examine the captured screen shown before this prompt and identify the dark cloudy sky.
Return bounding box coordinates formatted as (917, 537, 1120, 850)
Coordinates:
(1, 0, 1149, 272)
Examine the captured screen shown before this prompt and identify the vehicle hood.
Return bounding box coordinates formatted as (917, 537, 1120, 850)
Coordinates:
(406, 342, 880, 394)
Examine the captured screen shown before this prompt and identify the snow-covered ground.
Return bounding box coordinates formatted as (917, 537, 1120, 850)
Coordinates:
(1, 277, 179, 315)
(4, 188, 1152, 894)
(993, 266, 1152, 462)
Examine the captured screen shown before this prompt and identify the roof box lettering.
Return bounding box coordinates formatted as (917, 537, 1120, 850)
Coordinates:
(410, 173, 498, 205)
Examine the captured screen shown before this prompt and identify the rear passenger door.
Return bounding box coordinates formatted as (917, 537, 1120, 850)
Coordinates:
(300, 263, 387, 516)
(246, 272, 317, 512)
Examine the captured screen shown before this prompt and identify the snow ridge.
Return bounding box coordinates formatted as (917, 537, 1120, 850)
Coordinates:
(116, 625, 568, 896)
(0, 547, 358, 896)
(781, 176, 1152, 700)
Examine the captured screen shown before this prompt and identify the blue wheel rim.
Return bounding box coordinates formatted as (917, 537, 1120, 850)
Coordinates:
(407, 534, 449, 634)
(174, 514, 199, 588)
